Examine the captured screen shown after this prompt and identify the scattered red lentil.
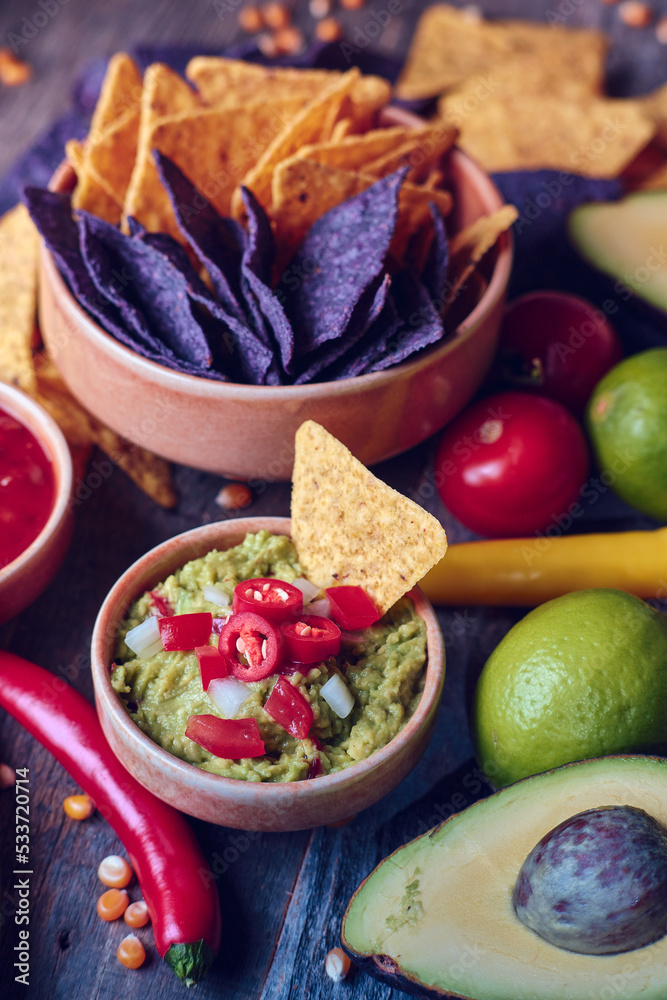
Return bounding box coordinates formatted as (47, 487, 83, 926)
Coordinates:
(263, 1, 290, 29)
(215, 482, 252, 510)
(0, 49, 32, 86)
(239, 4, 264, 32)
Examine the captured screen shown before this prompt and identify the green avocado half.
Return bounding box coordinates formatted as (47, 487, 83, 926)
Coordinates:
(568, 191, 667, 314)
(341, 755, 667, 1000)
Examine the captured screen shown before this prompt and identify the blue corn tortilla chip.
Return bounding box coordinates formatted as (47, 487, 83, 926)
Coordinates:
(328, 292, 402, 381)
(24, 188, 221, 378)
(422, 203, 449, 308)
(282, 168, 407, 357)
(363, 270, 445, 374)
(154, 151, 248, 324)
(76, 211, 213, 369)
(240, 186, 294, 377)
(294, 273, 391, 384)
(132, 222, 275, 385)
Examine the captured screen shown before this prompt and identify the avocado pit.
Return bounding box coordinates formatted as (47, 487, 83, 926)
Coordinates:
(513, 805, 667, 955)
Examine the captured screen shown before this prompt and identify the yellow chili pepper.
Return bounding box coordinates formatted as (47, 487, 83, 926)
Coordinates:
(420, 527, 667, 607)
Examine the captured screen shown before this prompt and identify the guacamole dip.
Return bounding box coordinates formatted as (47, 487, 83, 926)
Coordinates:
(111, 530, 427, 783)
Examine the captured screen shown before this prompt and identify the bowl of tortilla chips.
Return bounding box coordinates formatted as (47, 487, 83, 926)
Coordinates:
(34, 55, 513, 481)
(91, 423, 447, 830)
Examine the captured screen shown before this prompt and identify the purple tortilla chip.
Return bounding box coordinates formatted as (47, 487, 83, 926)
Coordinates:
(361, 270, 445, 375)
(328, 291, 402, 381)
(76, 211, 213, 368)
(133, 224, 274, 385)
(240, 186, 294, 377)
(422, 203, 449, 309)
(282, 168, 406, 357)
(153, 151, 248, 324)
(294, 274, 391, 384)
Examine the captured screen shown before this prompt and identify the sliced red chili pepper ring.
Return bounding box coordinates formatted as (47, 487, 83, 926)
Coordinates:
(185, 715, 266, 758)
(232, 577, 303, 624)
(280, 614, 341, 663)
(218, 611, 283, 681)
(195, 645, 228, 691)
(264, 676, 314, 739)
(326, 586, 380, 630)
(159, 612, 213, 651)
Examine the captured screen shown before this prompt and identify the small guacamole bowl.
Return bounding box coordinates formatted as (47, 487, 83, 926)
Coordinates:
(91, 516, 445, 831)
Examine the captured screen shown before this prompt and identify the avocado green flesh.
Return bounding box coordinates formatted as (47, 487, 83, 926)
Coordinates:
(342, 756, 667, 1000)
(568, 192, 667, 313)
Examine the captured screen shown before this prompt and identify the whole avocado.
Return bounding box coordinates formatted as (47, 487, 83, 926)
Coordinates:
(586, 348, 667, 521)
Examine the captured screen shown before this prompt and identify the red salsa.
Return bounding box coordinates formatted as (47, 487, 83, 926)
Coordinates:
(0, 407, 55, 570)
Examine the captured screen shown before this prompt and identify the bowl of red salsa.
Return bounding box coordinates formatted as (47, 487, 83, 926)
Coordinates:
(0, 382, 73, 624)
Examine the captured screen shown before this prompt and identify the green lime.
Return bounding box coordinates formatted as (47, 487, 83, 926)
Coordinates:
(472, 589, 667, 788)
(586, 348, 667, 521)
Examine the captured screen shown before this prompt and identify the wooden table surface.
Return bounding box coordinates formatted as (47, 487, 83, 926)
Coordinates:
(1, 1, 666, 997)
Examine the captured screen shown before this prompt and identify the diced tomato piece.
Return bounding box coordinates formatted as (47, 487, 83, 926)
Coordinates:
(195, 645, 228, 691)
(325, 586, 380, 630)
(158, 612, 213, 651)
(185, 715, 265, 758)
(280, 615, 341, 663)
(232, 578, 303, 624)
(264, 676, 314, 739)
(149, 590, 173, 617)
(218, 611, 283, 681)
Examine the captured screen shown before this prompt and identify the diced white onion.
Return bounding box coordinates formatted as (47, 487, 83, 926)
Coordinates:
(208, 677, 251, 717)
(320, 674, 354, 719)
(203, 584, 230, 607)
(125, 617, 163, 659)
(307, 597, 331, 618)
(292, 578, 320, 604)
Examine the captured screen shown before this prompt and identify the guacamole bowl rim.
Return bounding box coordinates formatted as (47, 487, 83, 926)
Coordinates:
(91, 515, 445, 831)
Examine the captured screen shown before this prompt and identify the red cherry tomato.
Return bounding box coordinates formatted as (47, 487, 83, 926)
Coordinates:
(435, 391, 589, 538)
(280, 615, 341, 663)
(232, 578, 303, 624)
(497, 291, 623, 416)
(218, 611, 283, 681)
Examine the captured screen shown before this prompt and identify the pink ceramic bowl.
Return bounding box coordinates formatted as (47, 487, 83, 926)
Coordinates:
(39, 111, 512, 481)
(0, 383, 73, 624)
(91, 516, 445, 831)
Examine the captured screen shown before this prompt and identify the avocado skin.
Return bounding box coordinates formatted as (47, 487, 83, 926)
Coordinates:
(341, 755, 667, 1000)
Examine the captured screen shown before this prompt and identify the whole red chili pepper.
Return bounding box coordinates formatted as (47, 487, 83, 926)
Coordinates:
(0, 651, 222, 986)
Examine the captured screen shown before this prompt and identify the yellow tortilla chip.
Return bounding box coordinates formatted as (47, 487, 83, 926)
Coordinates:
(271, 157, 452, 266)
(123, 63, 200, 238)
(439, 92, 654, 177)
(88, 53, 142, 143)
(297, 128, 419, 173)
(231, 68, 361, 216)
(87, 105, 141, 207)
(71, 54, 141, 218)
(363, 124, 458, 183)
(291, 421, 447, 615)
(67, 139, 124, 223)
(0, 204, 39, 392)
(186, 57, 335, 106)
(150, 97, 305, 224)
(396, 4, 607, 101)
(444, 205, 518, 312)
(34, 353, 177, 508)
(339, 74, 392, 133)
(331, 118, 354, 142)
